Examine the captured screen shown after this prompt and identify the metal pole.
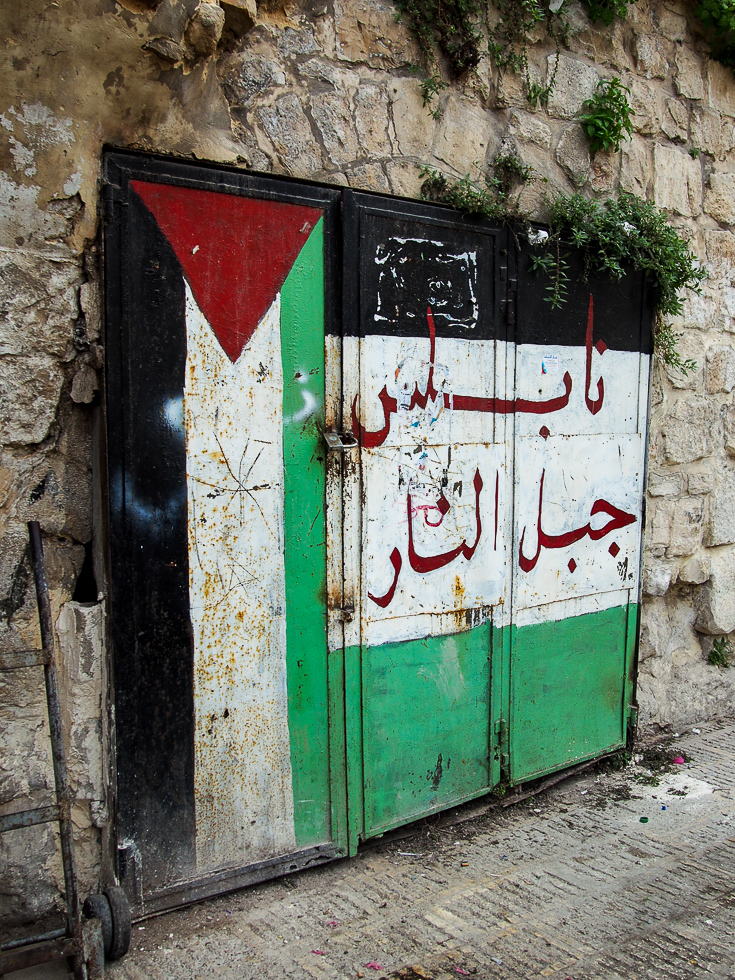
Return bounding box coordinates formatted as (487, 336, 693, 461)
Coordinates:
(27, 521, 80, 934)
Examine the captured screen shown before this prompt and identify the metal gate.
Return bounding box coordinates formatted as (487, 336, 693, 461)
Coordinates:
(103, 153, 651, 910)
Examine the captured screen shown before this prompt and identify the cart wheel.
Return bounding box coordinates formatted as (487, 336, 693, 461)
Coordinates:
(82, 894, 113, 957)
(104, 886, 132, 961)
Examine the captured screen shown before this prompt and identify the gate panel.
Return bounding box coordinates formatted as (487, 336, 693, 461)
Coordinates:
(104, 154, 343, 898)
(346, 195, 509, 838)
(509, 249, 652, 782)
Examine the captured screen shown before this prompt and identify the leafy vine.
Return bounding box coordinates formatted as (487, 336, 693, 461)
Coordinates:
(420, 164, 705, 372)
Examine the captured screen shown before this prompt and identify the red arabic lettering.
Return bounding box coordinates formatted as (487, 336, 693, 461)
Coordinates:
(368, 547, 402, 607)
(408, 469, 483, 574)
(519, 468, 636, 572)
(585, 294, 605, 415)
(352, 307, 574, 448)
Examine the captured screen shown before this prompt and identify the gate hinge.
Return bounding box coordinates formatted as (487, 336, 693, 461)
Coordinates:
(628, 704, 639, 729)
(102, 182, 126, 218)
(493, 718, 507, 746)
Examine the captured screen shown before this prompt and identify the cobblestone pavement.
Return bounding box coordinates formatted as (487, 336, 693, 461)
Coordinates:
(21, 723, 735, 980)
(109, 723, 735, 980)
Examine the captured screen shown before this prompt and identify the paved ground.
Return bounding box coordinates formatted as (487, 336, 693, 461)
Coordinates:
(19, 721, 735, 980)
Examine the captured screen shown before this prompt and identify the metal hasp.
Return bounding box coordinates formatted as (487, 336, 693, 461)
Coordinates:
(103, 152, 649, 910)
(0, 522, 130, 978)
(324, 431, 359, 451)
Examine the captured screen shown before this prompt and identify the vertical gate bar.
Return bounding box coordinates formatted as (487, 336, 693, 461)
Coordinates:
(325, 252, 349, 853)
(340, 190, 365, 854)
(28, 521, 80, 934)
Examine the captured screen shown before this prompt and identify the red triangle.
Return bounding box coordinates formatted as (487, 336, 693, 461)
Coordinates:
(131, 180, 322, 362)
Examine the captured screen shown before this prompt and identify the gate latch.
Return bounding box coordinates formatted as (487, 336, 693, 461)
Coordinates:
(324, 431, 359, 451)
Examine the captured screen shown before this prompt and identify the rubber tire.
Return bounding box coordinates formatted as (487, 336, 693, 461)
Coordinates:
(104, 885, 132, 961)
(82, 894, 113, 957)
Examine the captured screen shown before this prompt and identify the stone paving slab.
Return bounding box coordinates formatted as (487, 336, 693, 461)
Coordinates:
(18, 723, 735, 980)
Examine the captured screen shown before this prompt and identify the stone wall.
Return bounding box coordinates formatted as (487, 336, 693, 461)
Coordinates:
(1, 0, 734, 925)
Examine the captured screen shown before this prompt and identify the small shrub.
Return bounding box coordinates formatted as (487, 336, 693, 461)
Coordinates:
(709, 637, 733, 668)
(581, 0, 634, 25)
(579, 77, 634, 154)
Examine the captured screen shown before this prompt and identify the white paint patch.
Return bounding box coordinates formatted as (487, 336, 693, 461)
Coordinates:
(514, 345, 647, 439)
(184, 285, 295, 871)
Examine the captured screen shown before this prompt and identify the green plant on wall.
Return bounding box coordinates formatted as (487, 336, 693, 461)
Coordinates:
(488, 0, 570, 107)
(580, 0, 635, 25)
(709, 637, 733, 668)
(579, 77, 634, 154)
(695, 0, 735, 68)
(395, 0, 484, 108)
(420, 163, 705, 371)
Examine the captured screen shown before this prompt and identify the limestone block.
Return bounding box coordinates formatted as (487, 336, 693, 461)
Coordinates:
(705, 172, 735, 225)
(70, 365, 98, 405)
(0, 355, 64, 446)
(620, 136, 650, 196)
(434, 98, 494, 175)
(185, 3, 225, 58)
(660, 396, 715, 463)
(643, 563, 672, 596)
(667, 496, 705, 557)
(221, 54, 285, 108)
(57, 602, 105, 803)
(555, 124, 591, 184)
(507, 110, 552, 149)
(79, 282, 100, 344)
(653, 144, 702, 218)
(386, 159, 424, 199)
(674, 286, 718, 333)
(678, 555, 711, 584)
(674, 47, 705, 100)
(648, 470, 684, 497)
(354, 84, 391, 157)
(345, 162, 389, 191)
(258, 95, 322, 177)
(638, 596, 699, 670)
(633, 33, 670, 78)
(334, 0, 416, 67)
(495, 63, 544, 109)
(689, 469, 715, 494)
(724, 405, 735, 457)
(648, 497, 674, 549)
(388, 78, 438, 158)
(662, 99, 689, 143)
(630, 79, 661, 136)
(705, 230, 735, 279)
(694, 547, 735, 633)
(146, 0, 199, 51)
(0, 254, 80, 361)
(546, 56, 598, 120)
(570, 19, 630, 73)
(298, 60, 359, 92)
(653, 6, 688, 42)
(664, 333, 704, 390)
(705, 344, 735, 392)
(706, 466, 735, 546)
(723, 288, 735, 333)
(707, 60, 735, 119)
(219, 0, 256, 39)
(311, 92, 359, 166)
(690, 107, 722, 159)
(279, 26, 317, 57)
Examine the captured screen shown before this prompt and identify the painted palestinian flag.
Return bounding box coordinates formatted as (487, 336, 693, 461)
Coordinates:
(112, 179, 333, 880)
